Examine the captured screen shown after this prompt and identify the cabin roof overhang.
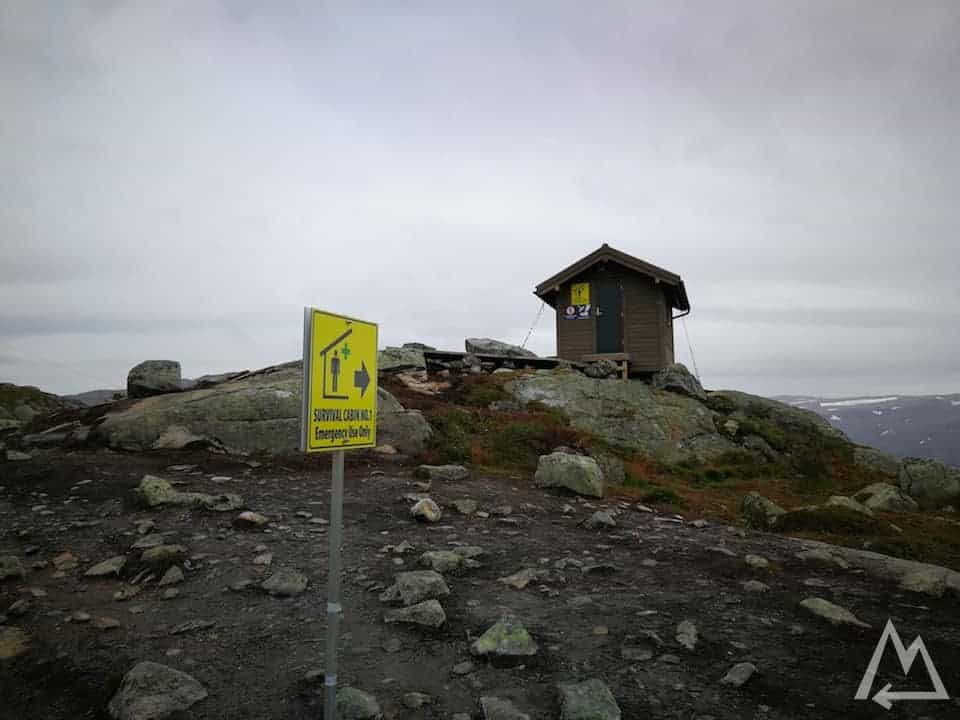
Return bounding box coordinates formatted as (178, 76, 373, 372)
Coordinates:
(533, 244, 690, 312)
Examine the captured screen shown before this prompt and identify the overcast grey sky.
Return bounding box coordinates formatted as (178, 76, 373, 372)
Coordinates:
(2, 1, 958, 397)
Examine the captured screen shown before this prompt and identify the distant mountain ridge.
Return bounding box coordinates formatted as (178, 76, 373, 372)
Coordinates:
(774, 393, 960, 467)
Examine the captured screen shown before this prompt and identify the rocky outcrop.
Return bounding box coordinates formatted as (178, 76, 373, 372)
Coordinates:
(853, 483, 919, 513)
(506, 372, 739, 464)
(533, 452, 605, 498)
(710, 390, 843, 440)
(0, 382, 71, 430)
(464, 338, 537, 358)
(651, 363, 706, 401)
(898, 458, 960, 510)
(92, 363, 430, 455)
(127, 360, 183, 399)
(379, 347, 426, 372)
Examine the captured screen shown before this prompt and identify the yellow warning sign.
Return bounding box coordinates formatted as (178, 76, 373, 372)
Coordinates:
(571, 282, 590, 305)
(301, 308, 378, 453)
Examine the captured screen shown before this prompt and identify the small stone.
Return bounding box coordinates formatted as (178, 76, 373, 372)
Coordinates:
(262, 569, 308, 597)
(382, 637, 402, 653)
(141, 545, 187, 571)
(557, 678, 621, 720)
(799, 597, 871, 629)
(744, 554, 770, 570)
(741, 580, 769, 593)
(72, 611, 92, 623)
(592, 625, 609, 636)
(415, 464, 470, 482)
(0, 627, 30, 660)
(108, 661, 207, 719)
(402, 692, 433, 709)
(721, 662, 757, 688)
(94, 617, 121, 630)
(452, 660, 475, 676)
(131, 533, 165, 550)
(453, 499, 479, 515)
(0, 555, 27, 582)
(252, 553, 273, 566)
(676, 620, 698, 650)
(497, 568, 544, 590)
(479, 696, 530, 720)
(161, 588, 180, 600)
(85, 556, 126, 578)
(234, 511, 269, 529)
(335, 686, 381, 719)
(383, 599, 446, 628)
(52, 552, 78, 571)
(584, 511, 616, 530)
(388, 570, 450, 606)
(411, 498, 442, 523)
(159, 566, 185, 586)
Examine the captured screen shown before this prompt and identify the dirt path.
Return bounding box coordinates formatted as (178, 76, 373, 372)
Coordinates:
(1, 449, 958, 719)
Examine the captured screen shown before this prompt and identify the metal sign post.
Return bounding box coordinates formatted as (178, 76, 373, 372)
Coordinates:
(301, 307, 378, 720)
(324, 450, 345, 720)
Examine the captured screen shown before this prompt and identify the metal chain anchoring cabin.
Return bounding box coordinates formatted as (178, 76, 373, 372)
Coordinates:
(534, 244, 690, 377)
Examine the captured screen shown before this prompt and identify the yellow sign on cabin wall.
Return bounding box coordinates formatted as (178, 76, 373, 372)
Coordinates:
(571, 282, 590, 305)
(301, 308, 378, 453)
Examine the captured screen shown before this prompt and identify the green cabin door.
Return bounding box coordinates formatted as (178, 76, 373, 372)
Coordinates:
(595, 281, 623, 353)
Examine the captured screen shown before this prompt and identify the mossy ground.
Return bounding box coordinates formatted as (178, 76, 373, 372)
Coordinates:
(385, 372, 960, 570)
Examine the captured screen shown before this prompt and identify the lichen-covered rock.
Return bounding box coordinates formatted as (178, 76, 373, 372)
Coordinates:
(507, 374, 739, 464)
(651, 363, 706, 401)
(411, 498, 442, 522)
(108, 661, 207, 720)
(382, 570, 450, 606)
(0, 556, 26, 582)
(824, 495, 874, 517)
(262, 569, 308, 597)
(853, 483, 919, 513)
(0, 627, 30, 660)
(94, 364, 430, 456)
(465, 338, 537, 358)
(471, 618, 537, 658)
(534, 452, 605, 498)
(134, 475, 242, 512)
(127, 360, 182, 399)
(0, 382, 70, 428)
(898, 458, 960, 510)
(741, 492, 786, 530)
(479, 696, 530, 720)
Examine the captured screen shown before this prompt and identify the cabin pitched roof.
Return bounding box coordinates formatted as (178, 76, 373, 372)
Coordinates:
(534, 244, 690, 312)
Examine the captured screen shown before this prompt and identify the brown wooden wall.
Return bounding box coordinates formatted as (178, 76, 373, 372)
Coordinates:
(553, 262, 675, 371)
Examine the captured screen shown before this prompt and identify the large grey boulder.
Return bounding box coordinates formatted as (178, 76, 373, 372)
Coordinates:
(853, 447, 900, 477)
(93, 364, 430, 456)
(465, 338, 537, 358)
(379, 347, 426, 372)
(741, 492, 786, 530)
(506, 373, 740, 464)
(651, 363, 706, 401)
(108, 661, 207, 720)
(127, 361, 182, 399)
(534, 453, 605, 498)
(898, 458, 960, 510)
(853, 483, 919, 513)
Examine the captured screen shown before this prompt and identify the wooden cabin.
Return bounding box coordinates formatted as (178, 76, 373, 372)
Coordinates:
(533, 244, 690, 374)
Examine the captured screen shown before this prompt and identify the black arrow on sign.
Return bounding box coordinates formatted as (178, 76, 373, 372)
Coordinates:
(353, 361, 370, 397)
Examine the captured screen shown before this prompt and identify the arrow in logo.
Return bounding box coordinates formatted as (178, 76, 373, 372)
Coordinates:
(855, 619, 949, 710)
(353, 361, 370, 397)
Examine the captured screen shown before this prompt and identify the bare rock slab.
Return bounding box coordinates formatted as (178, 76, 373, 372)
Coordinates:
(557, 679, 621, 720)
(108, 661, 207, 720)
